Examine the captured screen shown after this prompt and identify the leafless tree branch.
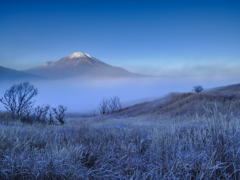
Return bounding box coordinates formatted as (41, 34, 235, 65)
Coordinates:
(99, 98, 109, 114)
(52, 105, 67, 125)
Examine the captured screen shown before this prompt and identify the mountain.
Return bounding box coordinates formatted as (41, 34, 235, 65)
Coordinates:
(0, 66, 45, 82)
(23, 52, 143, 79)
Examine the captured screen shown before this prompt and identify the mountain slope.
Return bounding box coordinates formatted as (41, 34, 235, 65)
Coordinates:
(102, 83, 240, 119)
(0, 66, 45, 82)
(204, 83, 240, 93)
(23, 52, 142, 79)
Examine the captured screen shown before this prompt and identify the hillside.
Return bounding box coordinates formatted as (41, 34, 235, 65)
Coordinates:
(0, 66, 45, 82)
(208, 83, 240, 93)
(99, 83, 240, 119)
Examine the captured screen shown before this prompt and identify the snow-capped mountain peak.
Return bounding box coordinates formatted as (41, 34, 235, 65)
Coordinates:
(67, 52, 91, 58)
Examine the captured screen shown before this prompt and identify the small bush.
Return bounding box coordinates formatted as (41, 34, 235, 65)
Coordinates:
(193, 85, 204, 93)
(20, 115, 34, 124)
(20, 114, 46, 125)
(34, 104, 49, 122)
(99, 98, 109, 114)
(99, 96, 122, 114)
(109, 96, 122, 112)
(0, 111, 10, 124)
(52, 105, 67, 125)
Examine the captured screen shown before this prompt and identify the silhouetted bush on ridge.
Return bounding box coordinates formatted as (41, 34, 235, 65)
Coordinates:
(193, 85, 204, 93)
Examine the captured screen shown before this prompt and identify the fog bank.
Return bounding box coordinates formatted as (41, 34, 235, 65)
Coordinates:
(0, 76, 239, 114)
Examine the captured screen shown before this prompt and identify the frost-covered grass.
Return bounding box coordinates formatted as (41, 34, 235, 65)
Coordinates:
(0, 101, 240, 179)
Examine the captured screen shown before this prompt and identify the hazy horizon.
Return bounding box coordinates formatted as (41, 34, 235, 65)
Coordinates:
(0, 76, 239, 113)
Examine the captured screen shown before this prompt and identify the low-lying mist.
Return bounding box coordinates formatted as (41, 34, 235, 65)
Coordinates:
(0, 76, 239, 114)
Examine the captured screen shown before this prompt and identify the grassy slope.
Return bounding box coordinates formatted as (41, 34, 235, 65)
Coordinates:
(0, 83, 240, 179)
(105, 83, 240, 118)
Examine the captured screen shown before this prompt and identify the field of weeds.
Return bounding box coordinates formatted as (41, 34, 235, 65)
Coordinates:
(1, 97, 240, 179)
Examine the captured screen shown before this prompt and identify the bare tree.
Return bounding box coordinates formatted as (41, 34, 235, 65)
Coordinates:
(193, 85, 204, 93)
(0, 81, 38, 119)
(34, 104, 50, 123)
(52, 105, 67, 125)
(46, 106, 54, 125)
(99, 98, 109, 114)
(109, 96, 122, 112)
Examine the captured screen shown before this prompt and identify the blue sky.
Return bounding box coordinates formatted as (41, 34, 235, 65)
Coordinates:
(0, 0, 240, 77)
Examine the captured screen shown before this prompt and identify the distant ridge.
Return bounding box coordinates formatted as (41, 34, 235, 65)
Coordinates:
(203, 83, 240, 93)
(106, 82, 240, 118)
(0, 66, 45, 82)
(23, 52, 145, 79)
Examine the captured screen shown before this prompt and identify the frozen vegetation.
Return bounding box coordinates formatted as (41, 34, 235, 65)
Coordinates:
(0, 83, 240, 179)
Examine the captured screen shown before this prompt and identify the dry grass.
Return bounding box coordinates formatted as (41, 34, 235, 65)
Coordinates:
(1, 84, 240, 179)
(112, 85, 240, 118)
(210, 83, 240, 93)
